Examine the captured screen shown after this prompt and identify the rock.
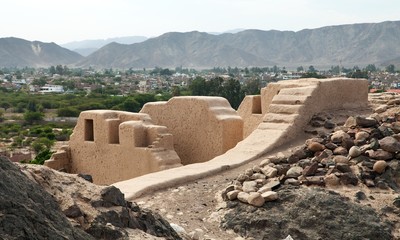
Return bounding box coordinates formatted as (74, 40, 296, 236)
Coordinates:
(379, 125, 395, 137)
(308, 142, 325, 152)
(237, 192, 250, 203)
(287, 154, 300, 164)
(243, 181, 258, 193)
(324, 120, 335, 129)
(344, 116, 357, 128)
(259, 158, 271, 167)
(379, 136, 400, 153)
(355, 131, 370, 141)
(188, 228, 204, 240)
(260, 166, 278, 178)
(0, 156, 93, 240)
(252, 165, 262, 173)
(248, 192, 265, 207)
(325, 142, 338, 150)
(78, 173, 93, 183)
(341, 137, 355, 150)
(284, 178, 301, 186)
(63, 203, 83, 218)
(324, 174, 340, 186)
(366, 149, 394, 160)
(333, 146, 348, 156)
(221, 187, 393, 240)
(261, 191, 279, 201)
(18, 159, 182, 240)
(355, 191, 367, 201)
(339, 172, 358, 185)
(237, 174, 249, 182)
(393, 197, 400, 208)
(373, 160, 388, 174)
(333, 155, 349, 164)
(331, 130, 351, 144)
(263, 179, 281, 191)
(356, 116, 378, 127)
(227, 190, 241, 200)
(336, 163, 352, 173)
(286, 166, 303, 178)
(170, 223, 186, 235)
(302, 162, 319, 176)
(257, 185, 272, 194)
(293, 148, 309, 159)
(244, 168, 254, 177)
(369, 138, 380, 150)
(250, 173, 266, 180)
(348, 146, 362, 158)
(375, 105, 387, 113)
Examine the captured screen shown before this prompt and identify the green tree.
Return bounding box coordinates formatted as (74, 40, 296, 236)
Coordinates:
(386, 64, 396, 73)
(243, 78, 261, 95)
(365, 64, 377, 72)
(189, 77, 208, 95)
(308, 65, 316, 73)
(24, 111, 44, 124)
(222, 78, 244, 109)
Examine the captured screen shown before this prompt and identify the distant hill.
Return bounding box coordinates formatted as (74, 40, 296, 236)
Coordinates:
(0, 37, 83, 68)
(78, 21, 400, 69)
(61, 36, 148, 56)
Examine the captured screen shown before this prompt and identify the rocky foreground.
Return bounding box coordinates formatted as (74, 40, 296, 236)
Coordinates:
(0, 155, 181, 240)
(220, 92, 400, 239)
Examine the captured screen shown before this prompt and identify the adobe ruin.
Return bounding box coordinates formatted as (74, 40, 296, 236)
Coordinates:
(46, 78, 369, 188)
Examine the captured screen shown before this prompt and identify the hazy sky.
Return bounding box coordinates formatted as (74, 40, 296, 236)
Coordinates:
(2, 0, 399, 44)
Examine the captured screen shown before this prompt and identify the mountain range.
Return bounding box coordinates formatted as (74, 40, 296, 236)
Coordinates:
(0, 37, 82, 68)
(1, 21, 400, 69)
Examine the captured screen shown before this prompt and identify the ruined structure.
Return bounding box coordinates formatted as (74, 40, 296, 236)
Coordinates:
(46, 97, 243, 184)
(45, 110, 182, 185)
(141, 96, 243, 165)
(46, 78, 369, 189)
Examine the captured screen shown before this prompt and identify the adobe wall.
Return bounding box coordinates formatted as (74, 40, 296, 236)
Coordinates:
(140, 96, 243, 165)
(45, 110, 182, 185)
(114, 78, 369, 200)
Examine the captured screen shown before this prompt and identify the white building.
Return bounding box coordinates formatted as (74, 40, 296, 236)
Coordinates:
(39, 85, 64, 93)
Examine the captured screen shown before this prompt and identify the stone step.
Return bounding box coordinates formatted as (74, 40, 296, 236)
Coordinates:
(278, 86, 317, 96)
(268, 104, 304, 114)
(271, 95, 309, 105)
(263, 113, 299, 124)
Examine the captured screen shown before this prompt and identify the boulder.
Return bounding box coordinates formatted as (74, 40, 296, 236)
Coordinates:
(366, 149, 394, 160)
(379, 137, 400, 153)
(242, 181, 258, 193)
(348, 146, 362, 158)
(286, 166, 303, 178)
(248, 192, 265, 207)
(261, 166, 278, 178)
(308, 142, 325, 152)
(261, 191, 279, 201)
(355, 116, 378, 127)
(373, 160, 388, 174)
(331, 130, 351, 144)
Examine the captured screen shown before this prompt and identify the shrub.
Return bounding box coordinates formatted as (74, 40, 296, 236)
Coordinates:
(30, 148, 54, 165)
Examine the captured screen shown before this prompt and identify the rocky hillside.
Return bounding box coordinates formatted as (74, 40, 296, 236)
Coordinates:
(0, 37, 83, 67)
(78, 21, 400, 69)
(0, 156, 181, 240)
